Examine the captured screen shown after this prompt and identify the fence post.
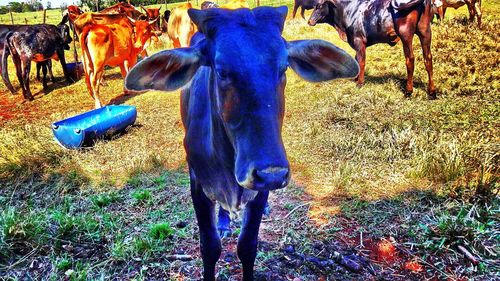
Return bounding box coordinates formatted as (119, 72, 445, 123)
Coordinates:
(256, 0, 260, 7)
(43, 9, 46, 24)
(10, 10, 14, 24)
(25, 18, 28, 24)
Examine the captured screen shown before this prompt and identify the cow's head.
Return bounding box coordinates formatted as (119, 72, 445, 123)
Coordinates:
(63, 5, 83, 23)
(57, 23, 72, 50)
(128, 17, 160, 49)
(308, 0, 336, 26)
(141, 6, 162, 35)
(125, 7, 358, 191)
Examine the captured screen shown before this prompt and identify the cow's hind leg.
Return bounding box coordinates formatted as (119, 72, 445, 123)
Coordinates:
(91, 68, 105, 108)
(238, 191, 269, 281)
(10, 52, 24, 96)
(190, 170, 221, 281)
(217, 206, 231, 238)
(21, 57, 33, 100)
(396, 18, 417, 97)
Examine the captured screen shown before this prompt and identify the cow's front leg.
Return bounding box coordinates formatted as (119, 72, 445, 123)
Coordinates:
(217, 206, 231, 238)
(417, 22, 436, 99)
(292, 3, 299, 19)
(190, 171, 221, 281)
(474, 1, 482, 28)
(300, 7, 306, 20)
(353, 38, 366, 87)
(41, 62, 48, 91)
(48, 60, 55, 83)
(238, 191, 269, 281)
(36, 62, 42, 81)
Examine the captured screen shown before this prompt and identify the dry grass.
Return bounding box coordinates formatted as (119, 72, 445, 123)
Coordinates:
(0, 1, 499, 280)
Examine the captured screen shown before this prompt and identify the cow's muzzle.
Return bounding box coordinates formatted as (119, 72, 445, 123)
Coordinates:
(239, 167, 290, 191)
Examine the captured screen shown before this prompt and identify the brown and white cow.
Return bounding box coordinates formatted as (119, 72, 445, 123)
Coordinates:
(432, 0, 482, 27)
(166, 3, 197, 48)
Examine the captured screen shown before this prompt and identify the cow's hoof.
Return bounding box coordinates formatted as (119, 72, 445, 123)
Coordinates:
(428, 92, 437, 100)
(263, 204, 272, 216)
(403, 91, 412, 98)
(219, 228, 232, 239)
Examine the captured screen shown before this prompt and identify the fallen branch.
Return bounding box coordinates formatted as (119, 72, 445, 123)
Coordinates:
(457, 245, 479, 265)
(262, 202, 311, 222)
(165, 254, 193, 261)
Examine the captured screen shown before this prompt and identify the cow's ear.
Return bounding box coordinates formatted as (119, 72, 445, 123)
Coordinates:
(287, 40, 359, 82)
(125, 44, 206, 92)
(188, 9, 208, 33)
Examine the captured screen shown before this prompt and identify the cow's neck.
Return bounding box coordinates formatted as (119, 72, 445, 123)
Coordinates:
(326, 2, 346, 33)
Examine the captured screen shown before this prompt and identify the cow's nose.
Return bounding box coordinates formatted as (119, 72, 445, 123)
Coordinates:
(253, 167, 290, 191)
(308, 19, 316, 26)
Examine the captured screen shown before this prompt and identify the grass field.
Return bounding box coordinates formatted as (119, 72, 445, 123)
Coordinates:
(0, 1, 499, 280)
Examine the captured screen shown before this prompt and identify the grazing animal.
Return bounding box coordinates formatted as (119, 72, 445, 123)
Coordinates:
(292, 0, 316, 19)
(167, 3, 197, 48)
(201, 1, 219, 9)
(432, 0, 482, 27)
(126, 7, 359, 280)
(1, 23, 72, 101)
(309, 0, 437, 99)
(76, 13, 157, 108)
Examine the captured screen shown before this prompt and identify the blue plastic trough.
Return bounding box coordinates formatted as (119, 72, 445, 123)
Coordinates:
(52, 105, 137, 149)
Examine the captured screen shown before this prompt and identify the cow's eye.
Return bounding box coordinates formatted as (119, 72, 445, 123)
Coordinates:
(216, 70, 229, 81)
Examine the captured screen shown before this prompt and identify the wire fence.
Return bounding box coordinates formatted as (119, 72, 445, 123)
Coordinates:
(0, 0, 296, 25)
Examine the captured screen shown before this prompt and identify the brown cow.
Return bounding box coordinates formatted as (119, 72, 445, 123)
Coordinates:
(76, 13, 157, 108)
(432, 0, 482, 27)
(100, 2, 143, 19)
(167, 3, 197, 48)
(141, 6, 162, 34)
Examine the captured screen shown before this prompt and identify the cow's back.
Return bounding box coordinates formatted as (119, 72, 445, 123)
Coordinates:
(74, 13, 131, 36)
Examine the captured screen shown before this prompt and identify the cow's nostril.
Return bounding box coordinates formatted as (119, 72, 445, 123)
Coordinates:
(254, 167, 289, 190)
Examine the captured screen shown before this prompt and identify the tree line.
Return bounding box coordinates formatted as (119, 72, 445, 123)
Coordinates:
(0, 2, 45, 14)
(0, 0, 188, 15)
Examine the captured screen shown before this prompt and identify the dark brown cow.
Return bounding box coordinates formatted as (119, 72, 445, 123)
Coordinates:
(292, 0, 316, 19)
(1, 23, 72, 100)
(309, 0, 437, 99)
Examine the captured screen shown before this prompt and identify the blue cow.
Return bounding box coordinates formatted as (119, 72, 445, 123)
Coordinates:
(126, 6, 358, 280)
